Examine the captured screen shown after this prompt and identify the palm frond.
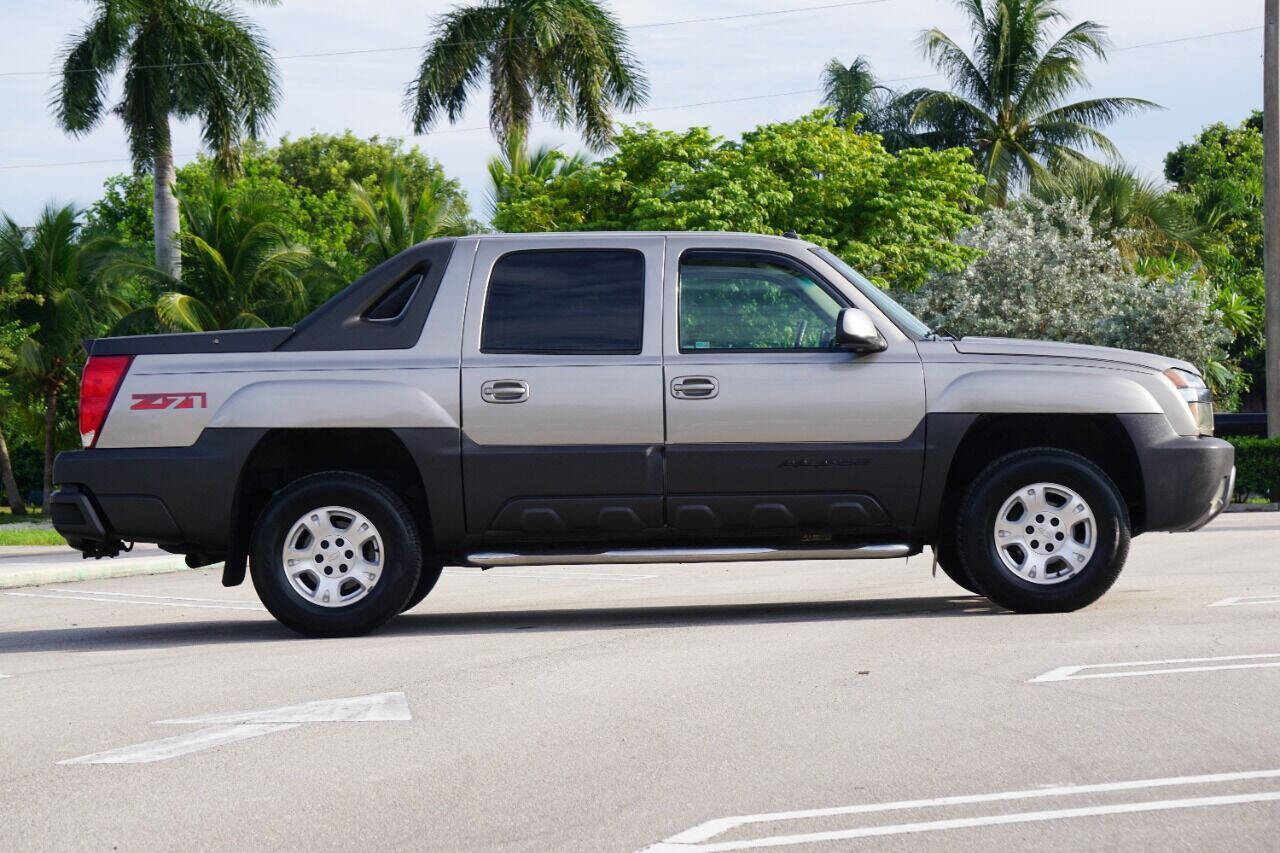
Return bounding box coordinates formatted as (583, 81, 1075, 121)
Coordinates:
(156, 292, 216, 332)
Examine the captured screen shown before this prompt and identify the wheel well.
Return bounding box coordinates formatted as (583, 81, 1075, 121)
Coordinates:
(224, 429, 432, 585)
(936, 414, 1146, 541)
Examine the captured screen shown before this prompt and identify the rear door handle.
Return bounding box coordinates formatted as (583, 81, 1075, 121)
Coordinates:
(671, 376, 718, 399)
(481, 379, 529, 404)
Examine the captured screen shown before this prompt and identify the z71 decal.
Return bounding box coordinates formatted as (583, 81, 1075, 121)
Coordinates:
(131, 392, 208, 410)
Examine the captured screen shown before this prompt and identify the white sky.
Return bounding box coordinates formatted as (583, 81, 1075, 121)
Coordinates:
(0, 0, 1264, 226)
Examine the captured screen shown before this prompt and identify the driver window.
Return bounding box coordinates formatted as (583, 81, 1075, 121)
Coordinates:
(679, 253, 843, 352)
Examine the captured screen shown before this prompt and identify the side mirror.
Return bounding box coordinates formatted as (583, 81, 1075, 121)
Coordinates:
(835, 307, 887, 353)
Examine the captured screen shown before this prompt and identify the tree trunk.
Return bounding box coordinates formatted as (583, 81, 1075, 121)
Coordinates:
(0, 424, 26, 515)
(153, 125, 181, 281)
(41, 386, 57, 515)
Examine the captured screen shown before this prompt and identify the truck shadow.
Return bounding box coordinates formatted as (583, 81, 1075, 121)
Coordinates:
(0, 594, 1000, 653)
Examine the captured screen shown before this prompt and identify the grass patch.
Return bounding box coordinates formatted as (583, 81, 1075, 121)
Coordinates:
(0, 528, 66, 546)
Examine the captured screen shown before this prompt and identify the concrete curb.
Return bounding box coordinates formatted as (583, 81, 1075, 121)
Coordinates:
(0, 559, 198, 591)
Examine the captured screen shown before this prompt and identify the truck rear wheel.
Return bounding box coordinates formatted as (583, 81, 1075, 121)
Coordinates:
(933, 542, 979, 594)
(250, 472, 422, 637)
(955, 448, 1130, 613)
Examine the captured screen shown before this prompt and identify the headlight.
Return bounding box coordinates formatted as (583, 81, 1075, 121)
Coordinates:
(1164, 368, 1214, 435)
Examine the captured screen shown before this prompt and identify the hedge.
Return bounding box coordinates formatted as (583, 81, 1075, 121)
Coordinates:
(1227, 436, 1280, 502)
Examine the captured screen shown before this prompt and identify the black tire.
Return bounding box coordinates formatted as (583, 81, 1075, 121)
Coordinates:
(250, 472, 422, 637)
(401, 562, 444, 612)
(955, 448, 1130, 613)
(933, 542, 980, 594)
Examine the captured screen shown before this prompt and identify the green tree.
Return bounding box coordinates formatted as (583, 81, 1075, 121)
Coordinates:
(1032, 160, 1200, 262)
(1164, 113, 1266, 406)
(54, 0, 280, 279)
(350, 171, 471, 265)
(495, 112, 983, 289)
(820, 57, 921, 152)
(84, 133, 472, 282)
(407, 0, 648, 150)
(486, 128, 589, 217)
(109, 183, 333, 332)
(1, 205, 126, 509)
(0, 279, 34, 514)
(904, 0, 1155, 205)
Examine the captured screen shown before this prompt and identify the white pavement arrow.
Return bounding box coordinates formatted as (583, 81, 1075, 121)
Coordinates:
(60, 692, 411, 765)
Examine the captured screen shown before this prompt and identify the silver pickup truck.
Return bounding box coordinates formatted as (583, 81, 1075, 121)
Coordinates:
(51, 232, 1235, 636)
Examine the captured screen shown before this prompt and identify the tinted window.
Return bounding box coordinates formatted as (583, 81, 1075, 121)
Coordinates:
(679, 253, 843, 352)
(482, 250, 645, 354)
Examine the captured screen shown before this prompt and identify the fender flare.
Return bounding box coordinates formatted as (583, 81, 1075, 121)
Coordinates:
(930, 369, 1163, 415)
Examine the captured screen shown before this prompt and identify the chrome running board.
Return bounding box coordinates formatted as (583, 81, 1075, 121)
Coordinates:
(465, 544, 912, 568)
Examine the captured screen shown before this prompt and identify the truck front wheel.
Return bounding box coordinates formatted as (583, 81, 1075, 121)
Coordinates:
(250, 472, 422, 637)
(955, 448, 1130, 613)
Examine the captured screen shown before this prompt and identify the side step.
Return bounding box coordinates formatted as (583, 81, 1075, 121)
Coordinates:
(465, 544, 912, 568)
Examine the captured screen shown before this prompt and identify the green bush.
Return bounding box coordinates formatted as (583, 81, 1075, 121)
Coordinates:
(1227, 436, 1280, 502)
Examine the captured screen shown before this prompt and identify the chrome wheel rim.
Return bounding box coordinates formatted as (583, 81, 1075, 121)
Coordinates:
(993, 483, 1096, 585)
(281, 506, 384, 607)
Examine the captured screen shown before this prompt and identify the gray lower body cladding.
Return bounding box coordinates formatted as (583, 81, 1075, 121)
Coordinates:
(49, 414, 1234, 567)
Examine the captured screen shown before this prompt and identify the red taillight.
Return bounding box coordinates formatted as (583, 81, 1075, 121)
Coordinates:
(79, 355, 132, 448)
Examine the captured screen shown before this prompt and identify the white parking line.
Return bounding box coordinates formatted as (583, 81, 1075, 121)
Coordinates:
(643, 768, 1280, 851)
(49, 588, 258, 605)
(1210, 595, 1280, 607)
(645, 792, 1280, 851)
(4, 591, 264, 612)
(59, 723, 296, 765)
(1030, 653, 1280, 683)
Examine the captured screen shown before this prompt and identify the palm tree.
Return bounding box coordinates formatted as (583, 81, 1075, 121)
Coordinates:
(350, 171, 472, 265)
(486, 127, 590, 218)
(109, 183, 328, 331)
(1033, 161, 1200, 262)
(406, 0, 648, 151)
(822, 57, 934, 153)
(1, 205, 125, 510)
(821, 57, 885, 129)
(54, 0, 280, 279)
(904, 0, 1156, 205)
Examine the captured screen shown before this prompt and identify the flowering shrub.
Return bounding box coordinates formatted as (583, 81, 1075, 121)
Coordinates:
(899, 199, 1237, 399)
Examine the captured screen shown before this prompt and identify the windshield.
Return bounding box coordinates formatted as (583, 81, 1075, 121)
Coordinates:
(810, 248, 933, 339)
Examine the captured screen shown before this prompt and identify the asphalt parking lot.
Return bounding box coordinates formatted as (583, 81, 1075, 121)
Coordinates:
(1, 513, 1277, 851)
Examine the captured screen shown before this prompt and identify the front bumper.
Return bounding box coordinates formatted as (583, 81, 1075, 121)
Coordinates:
(1121, 415, 1236, 532)
(1188, 465, 1235, 531)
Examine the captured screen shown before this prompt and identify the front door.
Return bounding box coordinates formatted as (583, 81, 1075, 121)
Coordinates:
(661, 239, 927, 536)
(460, 237, 665, 538)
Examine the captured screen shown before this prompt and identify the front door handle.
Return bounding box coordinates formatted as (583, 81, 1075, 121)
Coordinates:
(481, 379, 529, 404)
(671, 376, 718, 400)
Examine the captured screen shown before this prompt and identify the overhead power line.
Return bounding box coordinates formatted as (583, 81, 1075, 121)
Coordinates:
(0, 0, 893, 78)
(1111, 25, 1262, 53)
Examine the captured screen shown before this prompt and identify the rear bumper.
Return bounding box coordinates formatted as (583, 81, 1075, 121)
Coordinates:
(51, 428, 263, 554)
(47, 485, 116, 555)
(1120, 415, 1236, 532)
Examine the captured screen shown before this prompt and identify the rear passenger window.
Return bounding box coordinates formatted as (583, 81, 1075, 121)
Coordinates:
(481, 249, 644, 354)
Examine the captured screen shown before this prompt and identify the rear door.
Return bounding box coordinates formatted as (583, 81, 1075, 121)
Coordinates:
(460, 236, 665, 538)
(661, 237, 927, 535)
